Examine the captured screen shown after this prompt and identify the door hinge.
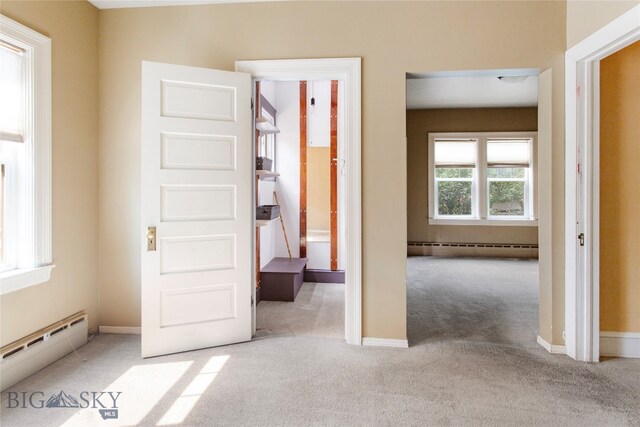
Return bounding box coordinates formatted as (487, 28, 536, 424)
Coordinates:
(578, 233, 585, 247)
(251, 296, 254, 306)
(251, 98, 254, 110)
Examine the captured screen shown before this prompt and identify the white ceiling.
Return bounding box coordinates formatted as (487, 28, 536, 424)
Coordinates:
(88, 0, 271, 9)
(406, 70, 539, 110)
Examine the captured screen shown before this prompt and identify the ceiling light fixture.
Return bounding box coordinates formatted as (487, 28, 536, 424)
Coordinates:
(497, 76, 529, 84)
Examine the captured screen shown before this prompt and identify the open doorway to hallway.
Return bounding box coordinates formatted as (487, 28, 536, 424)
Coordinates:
(254, 79, 346, 340)
(405, 69, 542, 349)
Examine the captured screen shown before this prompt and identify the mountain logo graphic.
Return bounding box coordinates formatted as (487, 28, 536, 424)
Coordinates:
(45, 391, 80, 408)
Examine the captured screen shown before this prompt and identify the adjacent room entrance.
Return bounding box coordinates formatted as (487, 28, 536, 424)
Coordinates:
(405, 68, 551, 350)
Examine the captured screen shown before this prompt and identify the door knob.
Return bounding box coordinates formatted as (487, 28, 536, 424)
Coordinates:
(147, 226, 156, 251)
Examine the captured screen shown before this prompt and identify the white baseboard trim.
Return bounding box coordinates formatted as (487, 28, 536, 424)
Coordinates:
(99, 326, 141, 335)
(362, 337, 409, 348)
(600, 331, 640, 358)
(537, 335, 566, 354)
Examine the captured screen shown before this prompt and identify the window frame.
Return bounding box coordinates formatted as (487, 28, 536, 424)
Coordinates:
(428, 131, 538, 226)
(0, 15, 53, 294)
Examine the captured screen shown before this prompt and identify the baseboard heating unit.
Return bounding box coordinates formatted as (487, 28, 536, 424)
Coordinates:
(408, 242, 538, 259)
(1, 312, 88, 391)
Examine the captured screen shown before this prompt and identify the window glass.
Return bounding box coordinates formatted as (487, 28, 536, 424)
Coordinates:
(487, 167, 526, 179)
(438, 181, 473, 216)
(435, 168, 473, 179)
(489, 181, 525, 216)
(0, 42, 24, 142)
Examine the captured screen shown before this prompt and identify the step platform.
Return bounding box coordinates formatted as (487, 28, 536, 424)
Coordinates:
(260, 257, 308, 302)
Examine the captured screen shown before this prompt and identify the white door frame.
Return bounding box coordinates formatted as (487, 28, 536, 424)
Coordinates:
(564, 5, 640, 362)
(235, 58, 362, 346)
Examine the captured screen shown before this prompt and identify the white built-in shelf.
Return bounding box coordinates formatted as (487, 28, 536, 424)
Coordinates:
(256, 170, 280, 179)
(256, 117, 280, 134)
(256, 217, 280, 227)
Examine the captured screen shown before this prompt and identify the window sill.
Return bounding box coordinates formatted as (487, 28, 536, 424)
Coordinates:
(429, 218, 538, 226)
(0, 265, 55, 296)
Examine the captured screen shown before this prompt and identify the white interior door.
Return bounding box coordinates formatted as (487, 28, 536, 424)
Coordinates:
(141, 61, 252, 358)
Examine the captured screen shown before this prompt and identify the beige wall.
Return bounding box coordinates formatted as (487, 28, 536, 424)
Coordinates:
(599, 41, 640, 333)
(98, 1, 567, 342)
(0, 1, 99, 346)
(567, 0, 639, 48)
(0, 0, 634, 349)
(307, 147, 331, 231)
(407, 107, 538, 245)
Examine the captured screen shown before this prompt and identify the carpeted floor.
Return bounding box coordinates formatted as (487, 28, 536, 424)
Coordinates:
(407, 257, 539, 349)
(1, 259, 639, 426)
(256, 283, 344, 339)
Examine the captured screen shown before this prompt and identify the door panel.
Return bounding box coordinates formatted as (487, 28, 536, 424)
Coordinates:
(161, 80, 237, 121)
(161, 132, 236, 171)
(142, 61, 252, 358)
(160, 185, 236, 222)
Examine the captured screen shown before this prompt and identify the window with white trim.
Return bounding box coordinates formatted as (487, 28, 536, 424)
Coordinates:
(428, 132, 537, 225)
(0, 15, 53, 294)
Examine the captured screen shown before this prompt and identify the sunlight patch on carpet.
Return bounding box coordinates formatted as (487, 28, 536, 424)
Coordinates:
(61, 361, 193, 426)
(157, 355, 230, 425)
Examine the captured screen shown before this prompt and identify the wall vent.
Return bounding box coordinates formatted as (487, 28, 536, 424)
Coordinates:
(1, 312, 88, 391)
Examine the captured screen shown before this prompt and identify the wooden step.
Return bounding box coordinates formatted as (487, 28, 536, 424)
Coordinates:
(303, 269, 345, 284)
(260, 257, 308, 302)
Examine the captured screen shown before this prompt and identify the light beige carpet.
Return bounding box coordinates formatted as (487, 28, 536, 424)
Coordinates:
(256, 282, 344, 339)
(1, 260, 639, 426)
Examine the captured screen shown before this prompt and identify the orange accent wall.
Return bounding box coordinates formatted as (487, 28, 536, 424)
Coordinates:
(599, 41, 640, 333)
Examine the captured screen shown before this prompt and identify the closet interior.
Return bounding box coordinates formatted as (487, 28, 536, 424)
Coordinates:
(255, 80, 346, 304)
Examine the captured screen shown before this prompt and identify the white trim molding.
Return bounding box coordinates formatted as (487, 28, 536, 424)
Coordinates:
(236, 58, 362, 346)
(0, 265, 54, 295)
(600, 332, 640, 358)
(537, 335, 566, 355)
(564, 5, 640, 362)
(89, 0, 273, 9)
(362, 338, 409, 348)
(99, 326, 142, 335)
(428, 219, 538, 226)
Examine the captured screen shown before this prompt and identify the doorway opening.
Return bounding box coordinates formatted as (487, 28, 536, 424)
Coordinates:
(236, 58, 362, 346)
(405, 68, 548, 350)
(252, 79, 346, 340)
(565, 5, 640, 361)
